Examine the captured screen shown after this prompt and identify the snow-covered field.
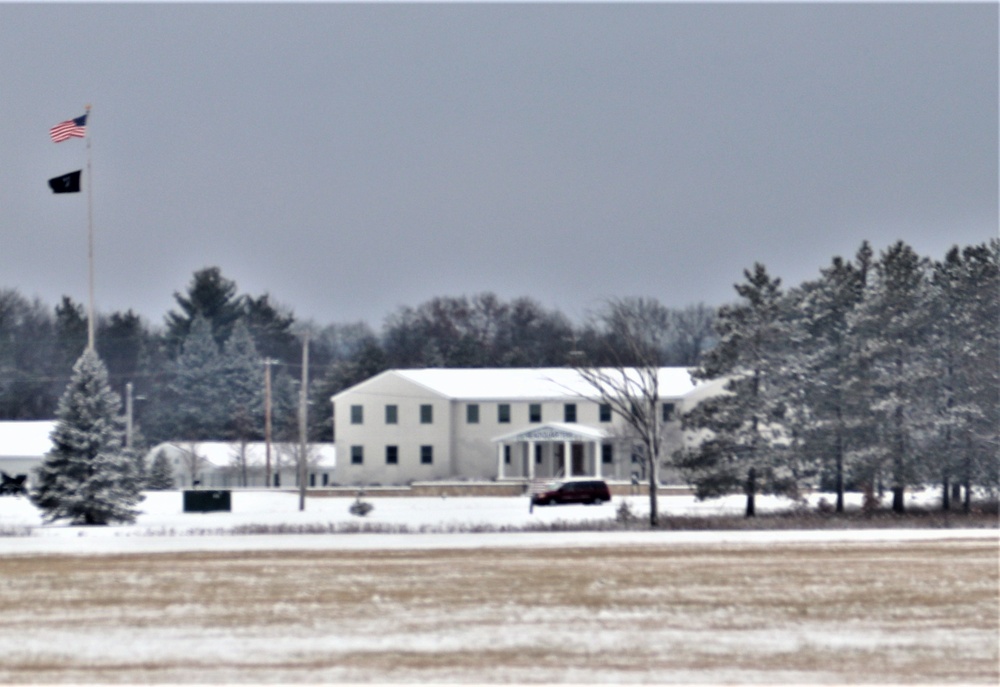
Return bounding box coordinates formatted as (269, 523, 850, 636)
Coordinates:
(0, 491, 996, 684)
(0, 488, 992, 555)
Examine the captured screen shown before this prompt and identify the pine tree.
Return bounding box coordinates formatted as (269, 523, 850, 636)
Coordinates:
(158, 316, 227, 440)
(928, 242, 1000, 511)
(847, 242, 933, 513)
(30, 350, 143, 525)
(679, 264, 808, 516)
(146, 449, 175, 490)
(795, 245, 868, 512)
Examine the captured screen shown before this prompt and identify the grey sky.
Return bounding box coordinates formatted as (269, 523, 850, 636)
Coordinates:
(1, 3, 996, 329)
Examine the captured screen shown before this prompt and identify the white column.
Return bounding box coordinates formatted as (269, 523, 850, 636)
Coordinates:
(594, 441, 602, 478)
(528, 440, 536, 480)
(497, 443, 505, 479)
(564, 441, 572, 478)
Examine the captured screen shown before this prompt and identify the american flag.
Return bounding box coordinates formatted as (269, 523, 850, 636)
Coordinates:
(49, 113, 87, 143)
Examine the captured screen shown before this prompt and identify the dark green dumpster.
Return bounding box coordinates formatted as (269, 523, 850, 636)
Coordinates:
(183, 490, 231, 513)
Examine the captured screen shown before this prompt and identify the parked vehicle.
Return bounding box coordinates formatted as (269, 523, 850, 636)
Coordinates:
(531, 479, 611, 506)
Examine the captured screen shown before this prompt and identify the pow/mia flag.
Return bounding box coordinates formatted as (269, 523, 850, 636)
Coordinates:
(48, 170, 82, 194)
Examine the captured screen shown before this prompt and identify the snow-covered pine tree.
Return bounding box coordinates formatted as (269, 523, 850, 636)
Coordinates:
(159, 316, 227, 440)
(847, 241, 934, 514)
(30, 349, 143, 525)
(146, 448, 175, 490)
(795, 244, 869, 512)
(221, 319, 264, 438)
(679, 263, 807, 516)
(928, 241, 1000, 511)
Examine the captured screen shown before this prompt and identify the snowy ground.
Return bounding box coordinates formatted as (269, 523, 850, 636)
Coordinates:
(0, 488, 993, 555)
(0, 491, 996, 684)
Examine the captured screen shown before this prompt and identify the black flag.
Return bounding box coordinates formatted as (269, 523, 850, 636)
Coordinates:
(48, 170, 82, 193)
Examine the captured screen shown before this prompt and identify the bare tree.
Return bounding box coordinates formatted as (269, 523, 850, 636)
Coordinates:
(572, 298, 673, 526)
(179, 442, 210, 487)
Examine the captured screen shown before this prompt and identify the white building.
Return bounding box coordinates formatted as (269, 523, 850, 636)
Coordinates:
(0, 420, 56, 486)
(331, 368, 723, 487)
(145, 441, 336, 489)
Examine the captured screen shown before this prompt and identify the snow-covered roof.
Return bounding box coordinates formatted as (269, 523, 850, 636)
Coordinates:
(358, 367, 700, 401)
(0, 421, 57, 457)
(149, 441, 336, 469)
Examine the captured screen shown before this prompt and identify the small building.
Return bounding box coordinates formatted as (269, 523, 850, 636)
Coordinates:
(144, 441, 336, 489)
(0, 420, 57, 487)
(331, 367, 722, 487)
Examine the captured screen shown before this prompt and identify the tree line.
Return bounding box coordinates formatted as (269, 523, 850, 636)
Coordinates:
(0, 267, 716, 446)
(678, 240, 998, 514)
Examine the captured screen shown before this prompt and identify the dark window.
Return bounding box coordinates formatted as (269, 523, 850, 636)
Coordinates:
(385, 404, 398, 424)
(350, 405, 363, 424)
(504, 445, 511, 464)
(467, 404, 479, 424)
(309, 473, 316, 487)
(535, 444, 543, 464)
(602, 444, 613, 464)
(498, 403, 511, 423)
(351, 445, 364, 465)
(564, 403, 577, 423)
(662, 402, 675, 422)
(529, 403, 542, 423)
(599, 404, 612, 422)
(322, 473, 329, 486)
(420, 404, 433, 424)
(420, 445, 433, 465)
(386, 445, 398, 465)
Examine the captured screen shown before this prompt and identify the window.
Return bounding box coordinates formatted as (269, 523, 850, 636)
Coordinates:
(322, 473, 329, 486)
(529, 403, 542, 423)
(420, 445, 433, 465)
(386, 445, 398, 465)
(420, 404, 433, 424)
(350, 405, 363, 424)
(535, 444, 543, 464)
(662, 402, 675, 422)
(602, 444, 613, 464)
(467, 403, 479, 424)
(599, 404, 612, 422)
(498, 403, 511, 424)
(385, 404, 398, 424)
(504, 445, 511, 464)
(564, 403, 577, 423)
(351, 445, 364, 465)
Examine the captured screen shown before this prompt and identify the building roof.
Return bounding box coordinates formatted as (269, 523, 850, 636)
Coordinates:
(337, 367, 700, 402)
(0, 421, 57, 457)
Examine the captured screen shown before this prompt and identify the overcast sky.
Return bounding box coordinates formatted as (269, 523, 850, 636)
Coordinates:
(1, 3, 996, 329)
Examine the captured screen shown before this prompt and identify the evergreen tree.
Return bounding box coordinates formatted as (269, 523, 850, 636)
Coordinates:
(146, 449, 175, 490)
(221, 319, 264, 441)
(679, 264, 808, 516)
(30, 350, 143, 525)
(927, 242, 1000, 510)
(795, 244, 869, 511)
(165, 267, 245, 352)
(157, 316, 227, 440)
(847, 242, 933, 513)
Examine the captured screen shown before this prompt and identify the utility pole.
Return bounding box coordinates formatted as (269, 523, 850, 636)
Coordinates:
(125, 381, 134, 451)
(298, 332, 310, 511)
(264, 359, 274, 488)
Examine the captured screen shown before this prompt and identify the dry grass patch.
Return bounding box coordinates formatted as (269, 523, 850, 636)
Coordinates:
(0, 539, 996, 683)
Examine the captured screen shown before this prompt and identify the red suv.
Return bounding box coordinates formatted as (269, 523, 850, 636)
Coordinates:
(531, 479, 611, 506)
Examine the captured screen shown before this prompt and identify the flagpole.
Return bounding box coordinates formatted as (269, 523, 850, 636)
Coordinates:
(85, 104, 95, 352)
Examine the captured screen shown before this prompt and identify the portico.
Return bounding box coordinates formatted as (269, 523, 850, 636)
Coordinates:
(493, 423, 610, 480)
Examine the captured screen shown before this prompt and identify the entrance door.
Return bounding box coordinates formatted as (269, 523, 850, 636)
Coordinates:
(572, 444, 585, 475)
